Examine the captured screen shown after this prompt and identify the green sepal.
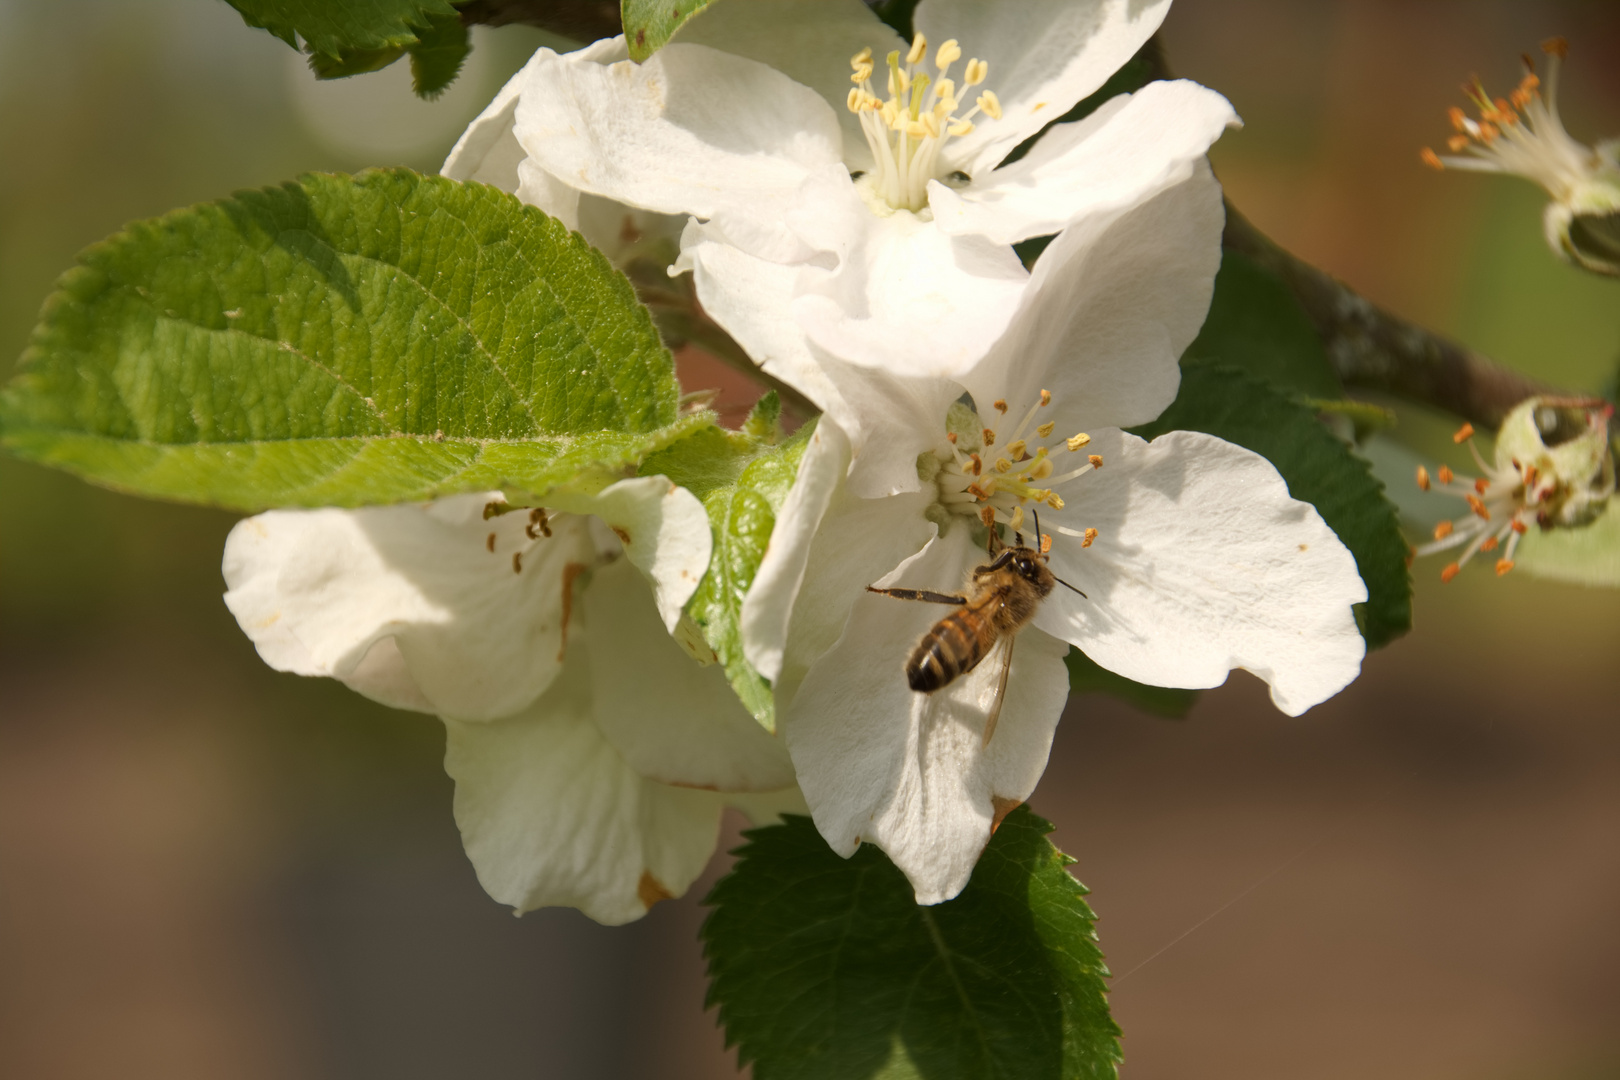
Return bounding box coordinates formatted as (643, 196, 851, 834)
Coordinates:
(639, 402, 813, 730)
(1, 168, 701, 511)
(703, 807, 1121, 1080)
(1133, 360, 1413, 649)
(622, 0, 717, 61)
(1066, 647, 1199, 719)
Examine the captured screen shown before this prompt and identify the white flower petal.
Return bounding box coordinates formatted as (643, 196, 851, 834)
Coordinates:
(672, 0, 905, 174)
(741, 419, 851, 682)
(442, 37, 628, 193)
(585, 558, 795, 792)
(552, 476, 711, 631)
(1033, 429, 1367, 716)
(772, 485, 938, 710)
(679, 236, 960, 498)
(915, 0, 1174, 175)
(961, 164, 1225, 436)
(444, 647, 724, 925)
(513, 43, 842, 231)
(785, 528, 1071, 904)
(222, 494, 596, 721)
(792, 213, 1029, 378)
(727, 786, 811, 825)
(929, 80, 1238, 245)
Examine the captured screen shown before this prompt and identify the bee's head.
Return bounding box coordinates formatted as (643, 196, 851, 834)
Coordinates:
(1006, 540, 1056, 591)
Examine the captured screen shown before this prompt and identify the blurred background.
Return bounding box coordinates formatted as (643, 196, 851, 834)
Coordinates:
(1, 1, 1617, 1077)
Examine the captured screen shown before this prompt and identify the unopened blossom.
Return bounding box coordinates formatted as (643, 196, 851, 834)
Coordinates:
(740, 170, 1368, 904)
(1424, 38, 1620, 276)
(448, 0, 1236, 474)
(1415, 398, 1615, 581)
(223, 480, 801, 925)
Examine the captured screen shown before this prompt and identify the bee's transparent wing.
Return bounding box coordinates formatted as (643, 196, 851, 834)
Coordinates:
(980, 633, 1015, 748)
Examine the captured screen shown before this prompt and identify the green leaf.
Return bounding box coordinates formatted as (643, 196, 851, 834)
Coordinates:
(1133, 360, 1413, 648)
(1516, 498, 1620, 587)
(622, 0, 716, 61)
(703, 807, 1121, 1080)
(406, 10, 472, 98)
(1183, 250, 1343, 399)
(640, 404, 812, 730)
(225, 0, 459, 58)
(1066, 647, 1198, 719)
(1, 168, 706, 511)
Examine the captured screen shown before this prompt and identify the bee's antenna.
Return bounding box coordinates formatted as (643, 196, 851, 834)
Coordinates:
(1033, 509, 1044, 556)
(1054, 576, 1088, 599)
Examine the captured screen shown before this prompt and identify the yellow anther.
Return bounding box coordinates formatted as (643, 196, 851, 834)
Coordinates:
(993, 399, 1008, 414)
(1039, 389, 1051, 406)
(1036, 421, 1055, 439)
(964, 58, 987, 86)
(1433, 520, 1454, 540)
(978, 90, 1002, 119)
(1416, 465, 1431, 491)
(1004, 439, 1027, 460)
(934, 78, 955, 105)
(949, 120, 975, 137)
(982, 428, 996, 447)
(935, 39, 961, 71)
(907, 32, 927, 65)
(1453, 422, 1475, 443)
(1421, 147, 1444, 170)
(1495, 558, 1516, 576)
(994, 457, 1012, 473)
(1046, 493, 1065, 510)
(1066, 432, 1091, 452)
(1542, 36, 1568, 59)
(1088, 454, 1104, 469)
(851, 62, 873, 84)
(1040, 533, 1052, 555)
(1031, 458, 1053, 480)
(1082, 527, 1098, 548)
(851, 47, 872, 67)
(847, 88, 863, 112)
(919, 113, 940, 138)
(1008, 505, 1025, 533)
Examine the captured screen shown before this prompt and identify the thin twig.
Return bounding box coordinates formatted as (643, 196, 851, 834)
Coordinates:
(1222, 202, 1556, 428)
(457, 0, 620, 40)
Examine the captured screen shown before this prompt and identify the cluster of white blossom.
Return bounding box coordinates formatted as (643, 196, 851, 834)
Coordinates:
(224, 0, 1369, 916)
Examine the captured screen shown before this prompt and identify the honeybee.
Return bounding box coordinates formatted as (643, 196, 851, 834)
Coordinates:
(866, 512, 1086, 746)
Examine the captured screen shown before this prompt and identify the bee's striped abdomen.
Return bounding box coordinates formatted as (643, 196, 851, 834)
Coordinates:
(906, 607, 995, 692)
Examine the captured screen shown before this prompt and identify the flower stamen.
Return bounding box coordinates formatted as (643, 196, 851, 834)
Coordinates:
(849, 35, 998, 210)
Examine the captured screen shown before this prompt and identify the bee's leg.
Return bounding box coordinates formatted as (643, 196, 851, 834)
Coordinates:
(865, 586, 968, 605)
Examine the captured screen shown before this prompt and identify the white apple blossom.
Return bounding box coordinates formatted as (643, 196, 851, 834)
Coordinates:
(1423, 38, 1620, 276)
(445, 0, 1238, 486)
(223, 479, 802, 925)
(1413, 399, 1615, 582)
(739, 169, 1369, 904)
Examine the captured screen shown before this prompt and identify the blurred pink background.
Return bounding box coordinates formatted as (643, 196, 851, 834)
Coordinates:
(2, 2, 1618, 1077)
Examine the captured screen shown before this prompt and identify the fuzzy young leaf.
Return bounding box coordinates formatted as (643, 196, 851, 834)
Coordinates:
(1516, 498, 1620, 587)
(622, 0, 716, 61)
(1, 169, 705, 511)
(225, 0, 459, 58)
(1134, 360, 1412, 648)
(640, 404, 812, 730)
(703, 808, 1120, 1080)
